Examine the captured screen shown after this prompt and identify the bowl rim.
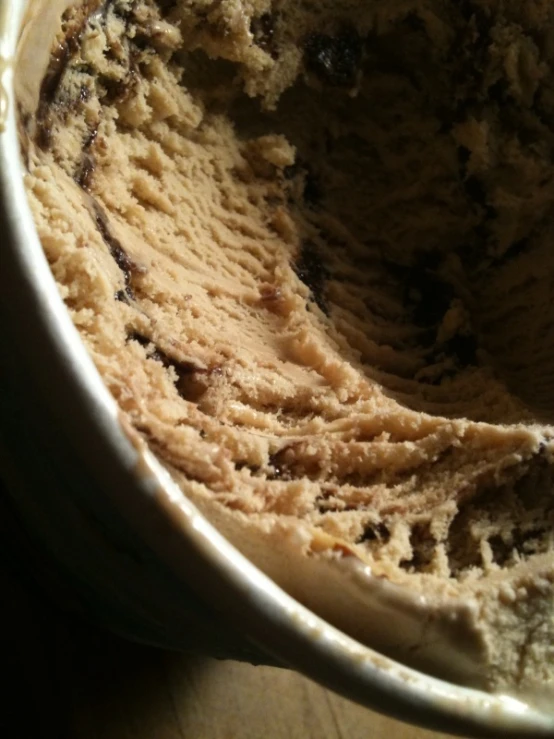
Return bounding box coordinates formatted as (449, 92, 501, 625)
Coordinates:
(1, 3, 554, 736)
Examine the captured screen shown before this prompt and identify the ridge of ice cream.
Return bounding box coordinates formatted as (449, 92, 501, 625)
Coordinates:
(16, 0, 554, 701)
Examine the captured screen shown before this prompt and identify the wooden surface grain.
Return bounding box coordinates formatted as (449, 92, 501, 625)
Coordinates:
(68, 646, 463, 739)
(0, 553, 468, 739)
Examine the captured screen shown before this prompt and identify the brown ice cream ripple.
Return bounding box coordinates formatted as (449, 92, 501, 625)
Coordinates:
(18, 0, 554, 696)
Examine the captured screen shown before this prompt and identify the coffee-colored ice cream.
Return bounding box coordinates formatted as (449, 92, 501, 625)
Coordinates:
(17, 0, 554, 700)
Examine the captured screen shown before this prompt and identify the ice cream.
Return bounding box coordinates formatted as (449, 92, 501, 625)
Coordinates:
(16, 0, 554, 700)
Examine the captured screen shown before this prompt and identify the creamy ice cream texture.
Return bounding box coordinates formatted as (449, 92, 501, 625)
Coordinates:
(16, 0, 554, 700)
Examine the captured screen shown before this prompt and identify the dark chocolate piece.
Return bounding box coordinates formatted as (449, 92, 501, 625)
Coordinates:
(294, 240, 329, 315)
(457, 145, 471, 176)
(75, 125, 99, 190)
(92, 201, 137, 300)
(268, 445, 300, 480)
(128, 332, 219, 403)
(76, 153, 96, 190)
(406, 269, 454, 328)
(35, 3, 101, 148)
(444, 333, 478, 368)
(251, 13, 279, 59)
(399, 522, 435, 572)
(356, 522, 391, 544)
(303, 165, 323, 207)
(38, 39, 76, 109)
(304, 30, 363, 88)
(157, 0, 178, 15)
(464, 174, 487, 206)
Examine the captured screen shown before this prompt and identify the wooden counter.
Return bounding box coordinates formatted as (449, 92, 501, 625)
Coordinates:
(0, 551, 466, 739)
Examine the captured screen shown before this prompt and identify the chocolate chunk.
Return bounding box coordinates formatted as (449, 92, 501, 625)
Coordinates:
(36, 124, 53, 151)
(267, 449, 291, 480)
(283, 160, 323, 206)
(464, 174, 487, 206)
(75, 123, 98, 192)
(294, 240, 329, 315)
(76, 153, 96, 190)
(92, 200, 137, 300)
(251, 13, 279, 59)
(176, 371, 213, 403)
(357, 522, 390, 544)
(487, 534, 513, 566)
(79, 84, 90, 104)
(235, 462, 261, 475)
(259, 285, 283, 304)
(39, 40, 74, 108)
(99, 53, 139, 104)
(406, 269, 455, 328)
(268, 444, 307, 480)
(75, 126, 98, 190)
(35, 40, 71, 150)
(459, 1, 475, 21)
(417, 368, 458, 387)
(457, 145, 471, 175)
(315, 492, 335, 513)
(100, 76, 132, 104)
(157, 0, 178, 15)
(444, 333, 478, 367)
(387, 255, 452, 329)
(103, 0, 134, 22)
(283, 163, 299, 180)
(129, 331, 150, 348)
(303, 166, 323, 207)
(128, 331, 220, 403)
(458, 0, 490, 27)
(488, 79, 509, 105)
(419, 326, 479, 382)
(129, 332, 188, 371)
(35, 1, 118, 150)
(403, 12, 425, 32)
(35, 5, 94, 149)
(399, 523, 435, 572)
(488, 524, 549, 567)
(304, 30, 363, 88)
(495, 237, 530, 266)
